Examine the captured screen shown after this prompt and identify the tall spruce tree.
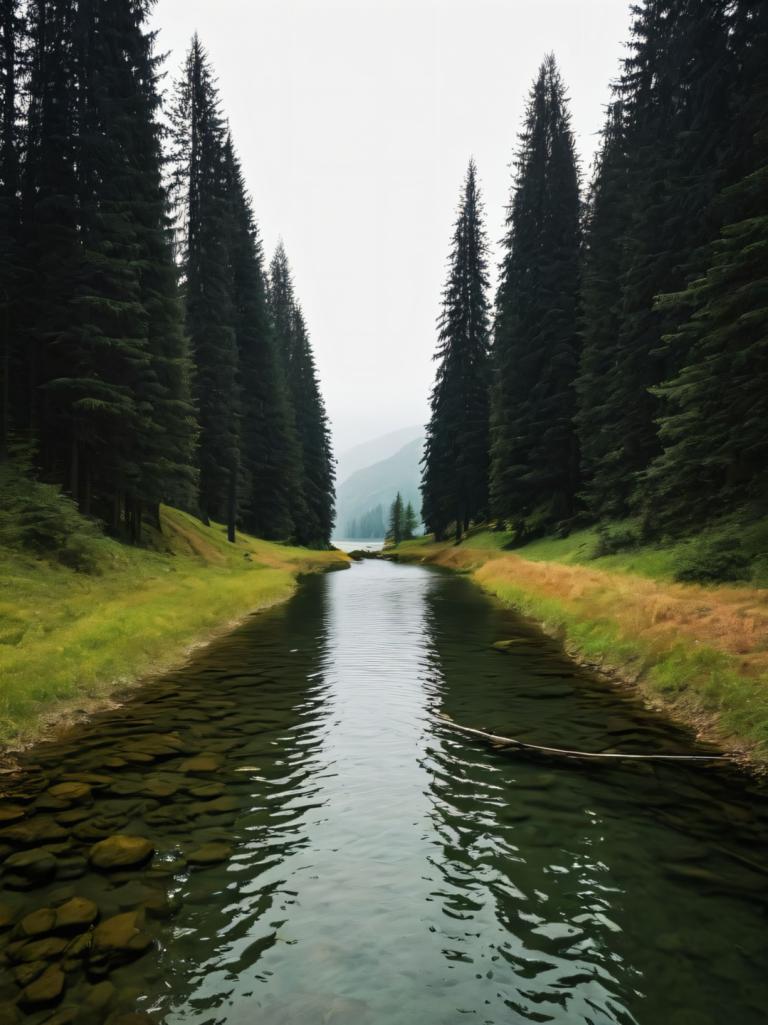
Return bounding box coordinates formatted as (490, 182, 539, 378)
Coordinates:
(641, 0, 768, 526)
(171, 35, 239, 540)
(17, 0, 195, 535)
(224, 140, 295, 540)
(575, 101, 631, 520)
(421, 160, 491, 542)
(578, 0, 736, 520)
(490, 56, 581, 534)
(268, 243, 335, 547)
(289, 304, 335, 546)
(387, 492, 404, 545)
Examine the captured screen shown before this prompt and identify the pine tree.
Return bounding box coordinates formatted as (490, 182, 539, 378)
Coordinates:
(421, 160, 491, 542)
(580, 0, 736, 520)
(289, 304, 335, 546)
(224, 140, 294, 540)
(171, 35, 239, 540)
(387, 492, 404, 545)
(403, 502, 418, 541)
(268, 243, 335, 547)
(490, 55, 581, 535)
(12, 0, 195, 535)
(575, 101, 631, 520)
(642, 0, 768, 526)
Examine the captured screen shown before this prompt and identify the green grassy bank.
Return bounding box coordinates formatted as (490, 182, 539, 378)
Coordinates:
(391, 522, 768, 766)
(0, 505, 348, 748)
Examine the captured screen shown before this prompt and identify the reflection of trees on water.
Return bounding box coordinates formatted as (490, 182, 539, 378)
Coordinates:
(148, 574, 336, 1023)
(420, 579, 768, 1025)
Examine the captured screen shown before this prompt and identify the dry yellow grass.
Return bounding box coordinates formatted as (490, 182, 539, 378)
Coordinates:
(393, 539, 768, 763)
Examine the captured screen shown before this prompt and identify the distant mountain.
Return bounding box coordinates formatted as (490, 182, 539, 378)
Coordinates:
(335, 425, 423, 487)
(334, 436, 425, 539)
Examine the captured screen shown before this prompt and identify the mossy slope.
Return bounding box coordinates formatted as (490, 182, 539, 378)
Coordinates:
(0, 506, 348, 746)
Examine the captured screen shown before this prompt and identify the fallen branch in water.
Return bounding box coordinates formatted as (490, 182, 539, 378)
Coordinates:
(436, 714, 727, 764)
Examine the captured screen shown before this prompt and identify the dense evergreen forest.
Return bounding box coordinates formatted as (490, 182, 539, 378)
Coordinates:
(0, 2, 335, 549)
(422, 0, 767, 547)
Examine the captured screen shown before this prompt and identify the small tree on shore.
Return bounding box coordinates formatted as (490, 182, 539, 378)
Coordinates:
(403, 502, 418, 541)
(387, 492, 404, 544)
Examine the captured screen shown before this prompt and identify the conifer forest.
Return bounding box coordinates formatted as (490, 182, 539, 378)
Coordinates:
(1, 3, 768, 1025)
(0, 4, 334, 549)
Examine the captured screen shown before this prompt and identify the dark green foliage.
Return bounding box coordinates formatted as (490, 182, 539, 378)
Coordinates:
(387, 492, 404, 545)
(422, 160, 491, 542)
(171, 36, 238, 539)
(591, 523, 640, 559)
(9, 0, 195, 542)
(575, 101, 630, 520)
(224, 142, 295, 540)
(490, 56, 581, 532)
(578, 1, 737, 521)
(268, 244, 335, 547)
(674, 533, 752, 584)
(642, 1, 768, 528)
(0, 460, 105, 571)
(402, 502, 418, 541)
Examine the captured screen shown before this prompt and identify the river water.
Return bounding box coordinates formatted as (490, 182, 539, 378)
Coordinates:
(1, 560, 767, 1024)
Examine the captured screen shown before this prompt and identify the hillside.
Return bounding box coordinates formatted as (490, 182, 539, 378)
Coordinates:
(335, 426, 424, 488)
(335, 436, 424, 538)
(0, 504, 347, 750)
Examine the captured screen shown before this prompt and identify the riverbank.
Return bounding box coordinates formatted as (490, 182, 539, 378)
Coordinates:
(388, 530, 768, 768)
(0, 506, 348, 751)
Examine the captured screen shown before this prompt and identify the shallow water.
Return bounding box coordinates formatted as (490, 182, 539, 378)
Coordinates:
(1, 559, 767, 1024)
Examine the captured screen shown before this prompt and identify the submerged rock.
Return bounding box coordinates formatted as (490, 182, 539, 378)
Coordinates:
(188, 842, 232, 866)
(90, 911, 152, 971)
(4, 848, 57, 881)
(18, 964, 66, 1009)
(13, 936, 68, 963)
(54, 896, 98, 932)
(0, 903, 17, 930)
(82, 979, 116, 1012)
(16, 907, 56, 939)
(0, 804, 26, 825)
(47, 782, 92, 804)
(89, 836, 154, 871)
(179, 754, 221, 774)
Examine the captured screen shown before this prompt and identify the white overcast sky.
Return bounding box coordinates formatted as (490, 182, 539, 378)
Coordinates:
(151, 0, 634, 456)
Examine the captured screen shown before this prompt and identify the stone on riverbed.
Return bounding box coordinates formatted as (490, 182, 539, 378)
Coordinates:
(179, 755, 221, 774)
(12, 936, 68, 963)
(4, 848, 57, 881)
(47, 782, 92, 804)
(188, 842, 232, 866)
(83, 980, 116, 1012)
(16, 907, 56, 938)
(18, 964, 66, 1009)
(12, 960, 47, 986)
(55, 896, 99, 932)
(0, 804, 26, 825)
(0, 903, 17, 930)
(89, 911, 152, 972)
(90, 836, 154, 871)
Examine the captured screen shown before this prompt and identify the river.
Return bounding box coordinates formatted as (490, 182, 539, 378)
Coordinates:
(0, 559, 766, 1024)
